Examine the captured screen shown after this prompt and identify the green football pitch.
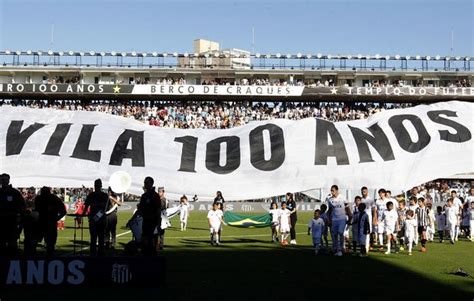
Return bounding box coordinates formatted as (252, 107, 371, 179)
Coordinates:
(5, 210, 474, 300)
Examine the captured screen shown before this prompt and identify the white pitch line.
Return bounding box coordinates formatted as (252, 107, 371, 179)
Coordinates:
(57, 230, 132, 240)
(62, 230, 131, 256)
(116, 230, 132, 237)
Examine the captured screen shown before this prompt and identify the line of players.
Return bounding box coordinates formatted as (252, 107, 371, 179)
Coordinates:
(273, 185, 474, 256)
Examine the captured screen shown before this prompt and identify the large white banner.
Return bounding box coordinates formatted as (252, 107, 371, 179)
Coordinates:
(0, 101, 472, 200)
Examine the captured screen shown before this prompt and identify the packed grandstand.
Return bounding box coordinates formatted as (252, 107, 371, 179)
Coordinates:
(1, 100, 410, 127)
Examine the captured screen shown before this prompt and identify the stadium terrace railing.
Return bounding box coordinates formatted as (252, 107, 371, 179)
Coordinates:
(0, 51, 471, 72)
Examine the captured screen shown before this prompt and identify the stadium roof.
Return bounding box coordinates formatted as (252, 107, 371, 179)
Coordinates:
(0, 50, 471, 61)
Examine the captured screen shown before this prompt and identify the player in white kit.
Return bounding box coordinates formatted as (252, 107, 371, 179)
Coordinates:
(375, 188, 388, 249)
(307, 209, 325, 255)
(207, 203, 225, 245)
(404, 210, 417, 255)
(382, 201, 399, 254)
(445, 198, 458, 244)
(465, 188, 474, 214)
(451, 190, 463, 241)
(179, 195, 190, 231)
(279, 202, 292, 246)
(407, 196, 419, 245)
(385, 190, 399, 209)
(426, 202, 436, 242)
(466, 188, 474, 206)
(327, 185, 351, 256)
(269, 202, 280, 243)
(361, 186, 375, 250)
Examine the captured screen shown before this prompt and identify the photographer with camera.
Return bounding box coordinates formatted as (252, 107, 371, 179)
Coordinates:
(84, 179, 108, 256)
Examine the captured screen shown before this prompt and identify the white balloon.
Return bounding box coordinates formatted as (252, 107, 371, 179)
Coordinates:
(109, 171, 132, 193)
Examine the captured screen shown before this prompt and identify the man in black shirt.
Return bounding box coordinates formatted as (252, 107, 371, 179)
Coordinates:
(157, 187, 168, 250)
(84, 179, 108, 256)
(138, 177, 161, 256)
(23, 187, 40, 256)
(213, 191, 225, 211)
(286, 192, 298, 245)
(213, 191, 225, 242)
(105, 187, 121, 249)
(0, 174, 25, 256)
(35, 186, 67, 256)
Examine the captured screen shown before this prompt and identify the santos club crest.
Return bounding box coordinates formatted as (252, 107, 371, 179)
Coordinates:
(111, 264, 132, 284)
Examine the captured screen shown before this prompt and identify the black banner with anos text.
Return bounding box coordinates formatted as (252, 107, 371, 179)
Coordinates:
(0, 257, 166, 287)
(1, 83, 474, 101)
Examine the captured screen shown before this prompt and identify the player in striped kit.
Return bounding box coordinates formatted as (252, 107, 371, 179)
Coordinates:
(397, 201, 407, 251)
(416, 197, 430, 252)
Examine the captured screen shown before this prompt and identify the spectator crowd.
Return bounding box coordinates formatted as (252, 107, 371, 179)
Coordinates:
(0, 99, 410, 129)
(27, 75, 471, 88)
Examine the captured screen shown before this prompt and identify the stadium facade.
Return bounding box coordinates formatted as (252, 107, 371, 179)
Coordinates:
(0, 40, 473, 102)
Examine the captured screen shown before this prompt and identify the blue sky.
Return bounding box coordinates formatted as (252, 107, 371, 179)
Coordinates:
(0, 0, 472, 56)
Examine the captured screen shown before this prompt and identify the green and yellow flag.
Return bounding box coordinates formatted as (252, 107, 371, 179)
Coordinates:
(223, 211, 272, 228)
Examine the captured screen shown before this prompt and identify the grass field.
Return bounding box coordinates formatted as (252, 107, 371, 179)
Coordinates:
(4, 210, 474, 300)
